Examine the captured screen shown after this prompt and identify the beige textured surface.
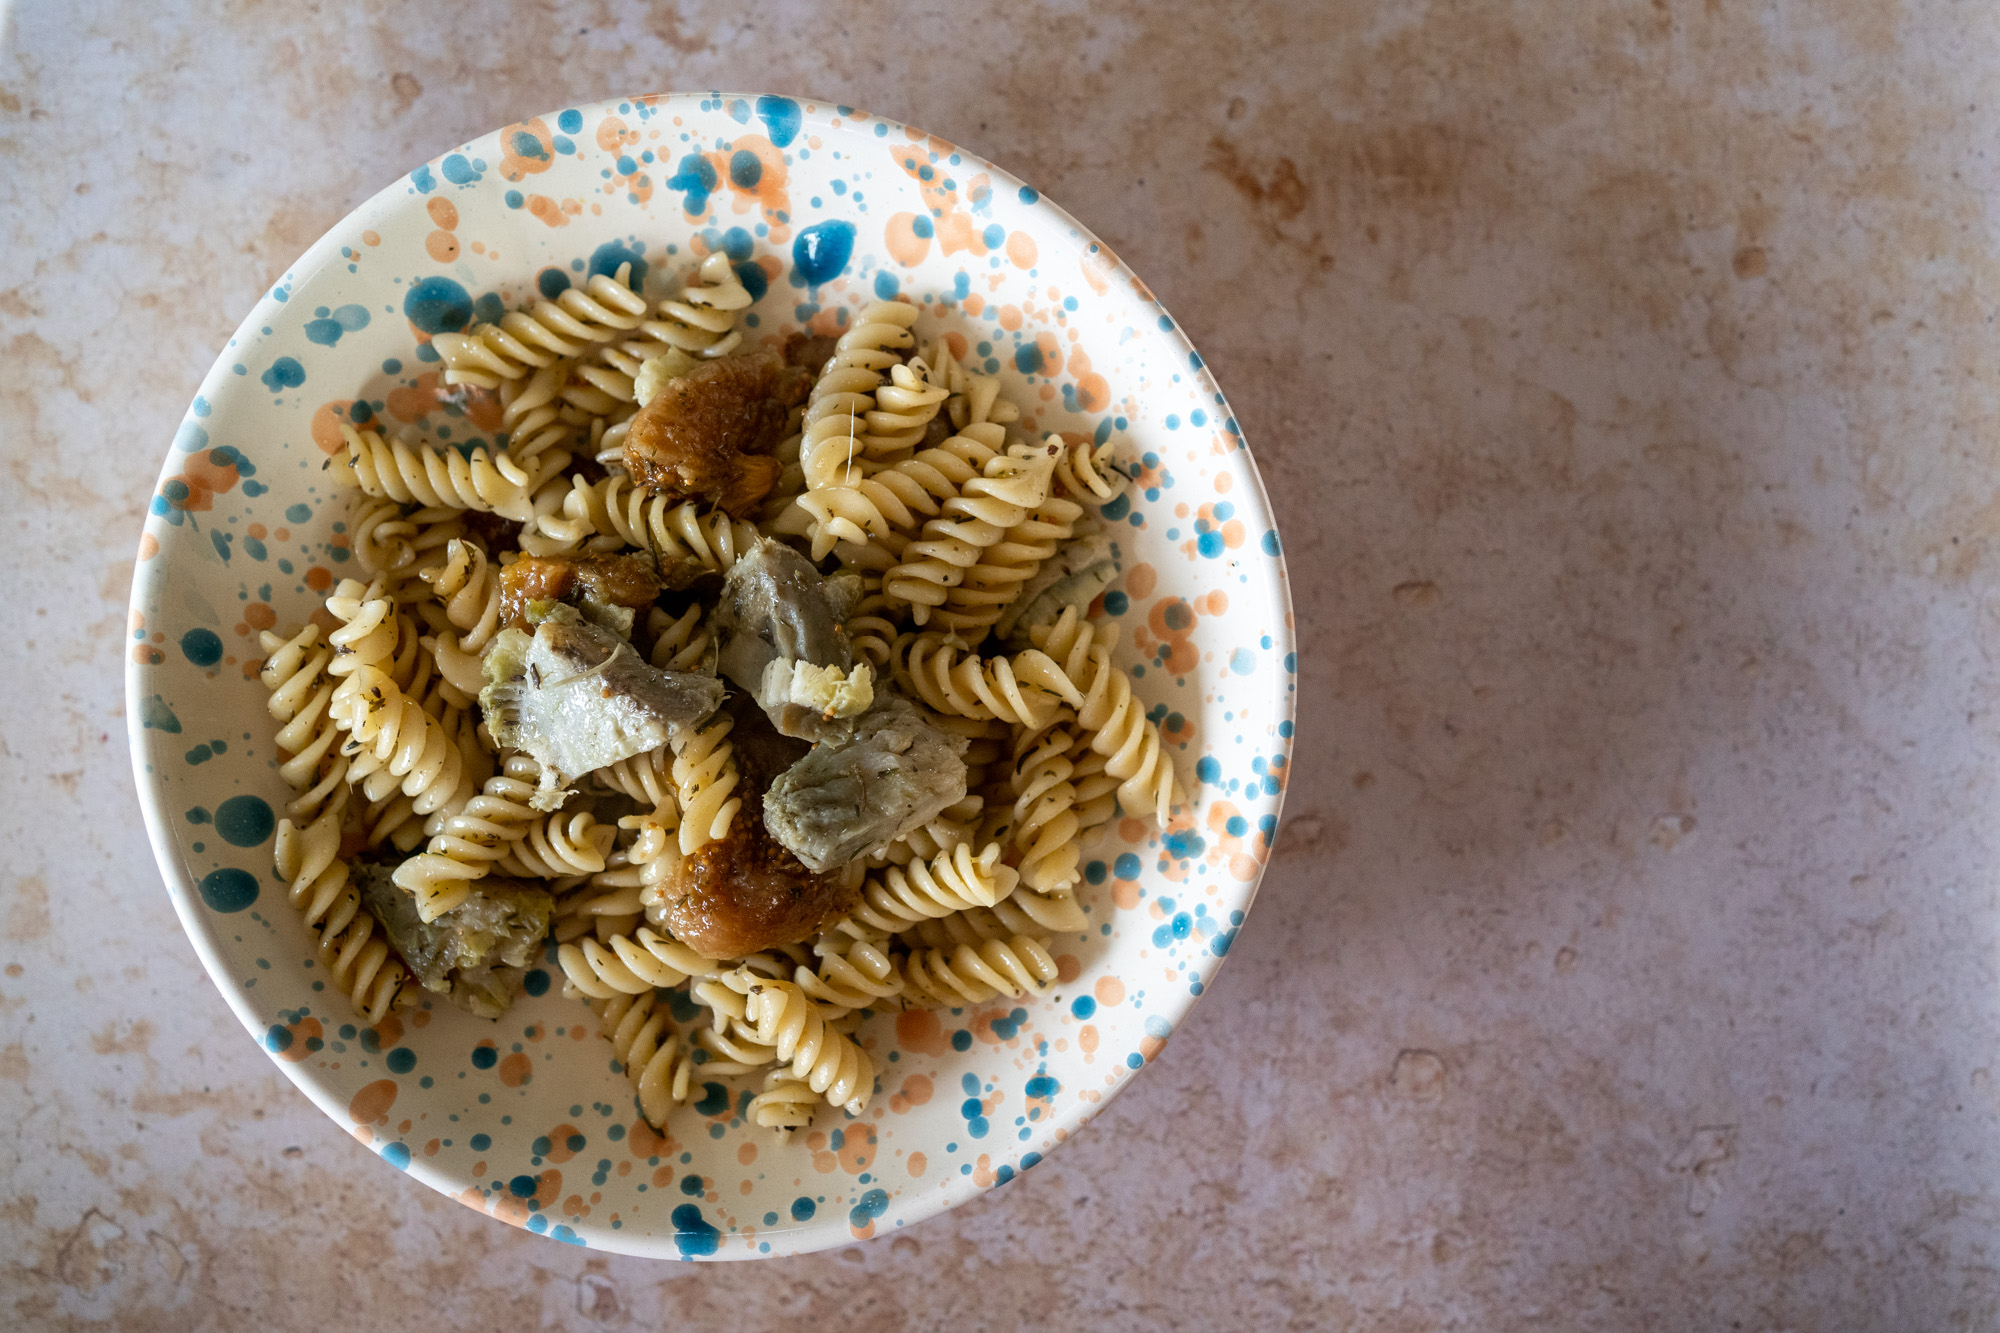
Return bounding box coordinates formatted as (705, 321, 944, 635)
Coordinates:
(6, 0, 2000, 1326)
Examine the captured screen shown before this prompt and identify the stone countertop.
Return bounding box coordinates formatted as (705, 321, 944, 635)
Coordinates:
(6, 1, 2000, 1327)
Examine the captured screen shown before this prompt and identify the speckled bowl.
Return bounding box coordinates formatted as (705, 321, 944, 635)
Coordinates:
(124, 92, 1295, 1259)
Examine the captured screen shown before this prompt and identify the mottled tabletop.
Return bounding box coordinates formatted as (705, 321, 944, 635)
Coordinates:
(7, 1, 2000, 1328)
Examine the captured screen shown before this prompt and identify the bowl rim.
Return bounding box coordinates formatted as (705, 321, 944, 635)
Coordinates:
(125, 89, 1297, 1259)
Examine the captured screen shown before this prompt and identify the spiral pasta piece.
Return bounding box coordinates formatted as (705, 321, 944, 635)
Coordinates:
(1051, 435, 1131, 503)
(533, 473, 759, 573)
(884, 435, 1056, 629)
(419, 537, 502, 653)
(862, 357, 950, 455)
(842, 842, 1020, 937)
(900, 935, 1060, 1009)
(1030, 606, 1185, 826)
(494, 810, 615, 882)
(727, 973, 876, 1113)
(592, 989, 699, 1128)
(590, 743, 676, 808)
(258, 624, 349, 822)
(901, 888, 1091, 950)
(1008, 725, 1088, 893)
(556, 925, 724, 999)
(390, 756, 540, 920)
(627, 251, 752, 359)
(334, 424, 561, 523)
(671, 715, 742, 855)
(272, 798, 405, 1023)
(747, 1071, 818, 1139)
(430, 264, 649, 388)
(644, 604, 711, 673)
(919, 336, 1022, 430)
(892, 632, 1065, 730)
(795, 936, 906, 1011)
(495, 358, 577, 462)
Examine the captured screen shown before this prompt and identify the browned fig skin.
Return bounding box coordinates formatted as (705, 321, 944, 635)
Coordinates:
(496, 552, 662, 630)
(653, 807, 855, 960)
(622, 350, 811, 519)
(783, 331, 839, 376)
(497, 552, 662, 631)
(458, 508, 523, 556)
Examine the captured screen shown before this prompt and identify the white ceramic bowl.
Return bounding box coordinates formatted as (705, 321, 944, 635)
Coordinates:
(125, 92, 1295, 1259)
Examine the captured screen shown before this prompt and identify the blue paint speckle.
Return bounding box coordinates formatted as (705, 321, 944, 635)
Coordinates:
(215, 795, 274, 847)
(385, 1048, 417, 1075)
(403, 276, 473, 334)
(671, 1204, 720, 1257)
(382, 1142, 411, 1170)
(198, 868, 258, 914)
(792, 220, 856, 286)
(557, 108, 583, 134)
(1014, 344, 1044, 374)
(849, 1188, 891, 1228)
(409, 164, 436, 193)
(260, 358, 305, 392)
(588, 240, 648, 288)
(179, 628, 222, 666)
(729, 149, 763, 188)
(441, 153, 480, 185)
(790, 1196, 816, 1221)
(755, 95, 802, 146)
(666, 153, 718, 216)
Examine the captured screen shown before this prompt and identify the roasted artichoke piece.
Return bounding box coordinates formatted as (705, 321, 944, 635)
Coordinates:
(762, 694, 969, 873)
(480, 604, 723, 809)
(357, 863, 553, 1018)
(996, 528, 1119, 645)
(714, 537, 872, 741)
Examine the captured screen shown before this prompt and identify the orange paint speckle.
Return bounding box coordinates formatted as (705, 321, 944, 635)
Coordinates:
(426, 197, 459, 229)
(243, 603, 276, 631)
(498, 117, 558, 181)
(1079, 1024, 1100, 1053)
(347, 1079, 397, 1126)
(885, 212, 929, 267)
(309, 400, 353, 455)
(628, 1119, 670, 1159)
(361, 230, 380, 247)
(528, 194, 569, 228)
(386, 369, 444, 422)
(304, 567, 333, 593)
(497, 1052, 532, 1087)
(543, 1122, 583, 1164)
(1094, 975, 1126, 1007)
(907, 1151, 927, 1177)
(998, 305, 1023, 332)
(136, 533, 158, 561)
(1006, 231, 1038, 269)
(1126, 563, 1158, 599)
(837, 1124, 877, 1174)
(737, 1142, 758, 1166)
(1056, 954, 1083, 984)
(274, 1017, 321, 1064)
(895, 1008, 953, 1057)
(888, 1074, 934, 1114)
(425, 230, 460, 263)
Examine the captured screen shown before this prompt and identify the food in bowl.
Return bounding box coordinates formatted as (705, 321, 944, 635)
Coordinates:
(252, 243, 1188, 1138)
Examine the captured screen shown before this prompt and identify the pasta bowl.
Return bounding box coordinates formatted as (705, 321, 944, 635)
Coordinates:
(125, 92, 1295, 1259)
